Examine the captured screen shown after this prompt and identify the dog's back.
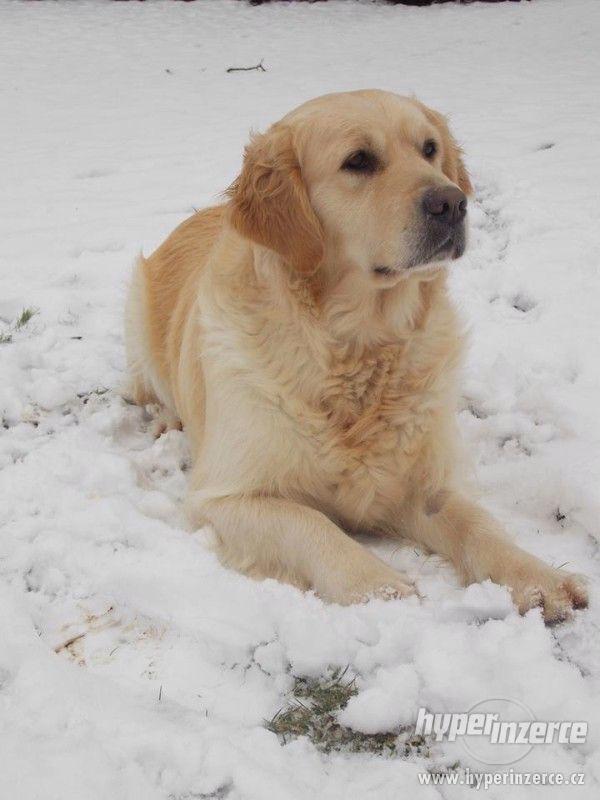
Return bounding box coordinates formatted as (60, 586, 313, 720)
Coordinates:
(125, 206, 224, 422)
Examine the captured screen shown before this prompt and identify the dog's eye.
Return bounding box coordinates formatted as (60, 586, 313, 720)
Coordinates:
(422, 139, 437, 160)
(342, 149, 378, 173)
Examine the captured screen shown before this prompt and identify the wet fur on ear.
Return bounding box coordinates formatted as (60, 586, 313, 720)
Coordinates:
(227, 125, 324, 275)
(419, 103, 473, 196)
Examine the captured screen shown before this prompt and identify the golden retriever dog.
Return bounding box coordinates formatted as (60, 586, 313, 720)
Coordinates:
(125, 90, 587, 623)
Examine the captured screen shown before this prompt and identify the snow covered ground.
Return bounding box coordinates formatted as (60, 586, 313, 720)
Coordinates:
(1, 0, 600, 797)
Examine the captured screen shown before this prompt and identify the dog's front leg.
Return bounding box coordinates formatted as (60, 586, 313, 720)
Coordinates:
(406, 492, 588, 622)
(189, 494, 416, 605)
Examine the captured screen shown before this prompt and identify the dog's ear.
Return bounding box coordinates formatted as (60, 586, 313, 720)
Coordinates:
(419, 104, 473, 196)
(227, 125, 324, 275)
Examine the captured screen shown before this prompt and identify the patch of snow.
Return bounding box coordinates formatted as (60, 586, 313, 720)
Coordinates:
(337, 664, 420, 734)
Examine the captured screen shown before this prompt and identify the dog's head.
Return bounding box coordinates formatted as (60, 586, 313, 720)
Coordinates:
(228, 90, 472, 285)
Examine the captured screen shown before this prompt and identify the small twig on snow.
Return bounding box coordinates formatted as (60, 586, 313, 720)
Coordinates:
(226, 60, 266, 74)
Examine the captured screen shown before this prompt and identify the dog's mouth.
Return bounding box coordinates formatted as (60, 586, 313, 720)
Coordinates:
(410, 224, 466, 269)
(372, 265, 397, 277)
(373, 226, 466, 279)
(421, 235, 462, 264)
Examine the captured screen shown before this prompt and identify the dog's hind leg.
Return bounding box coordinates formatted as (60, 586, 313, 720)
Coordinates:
(123, 255, 182, 437)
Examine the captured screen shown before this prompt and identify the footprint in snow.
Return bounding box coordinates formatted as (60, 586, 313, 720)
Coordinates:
(74, 168, 117, 180)
(69, 242, 125, 257)
(510, 293, 537, 313)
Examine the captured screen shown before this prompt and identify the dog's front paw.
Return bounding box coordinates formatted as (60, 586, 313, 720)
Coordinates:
(510, 569, 588, 624)
(320, 562, 417, 606)
(357, 576, 417, 604)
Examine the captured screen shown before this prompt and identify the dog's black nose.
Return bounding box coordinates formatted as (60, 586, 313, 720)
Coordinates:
(422, 186, 467, 226)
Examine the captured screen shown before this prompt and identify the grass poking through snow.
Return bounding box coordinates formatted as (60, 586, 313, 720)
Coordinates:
(265, 667, 429, 757)
(15, 307, 39, 330)
(1, 307, 40, 344)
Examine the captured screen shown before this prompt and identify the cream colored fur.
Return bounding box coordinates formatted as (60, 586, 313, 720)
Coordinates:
(125, 90, 587, 622)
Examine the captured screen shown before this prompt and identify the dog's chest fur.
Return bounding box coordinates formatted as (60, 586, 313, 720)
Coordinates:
(243, 279, 464, 527)
(309, 346, 456, 525)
